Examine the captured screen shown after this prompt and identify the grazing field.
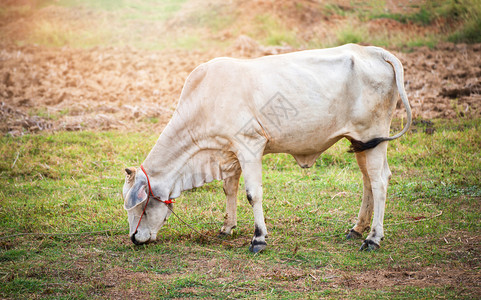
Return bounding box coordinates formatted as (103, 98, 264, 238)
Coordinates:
(1, 120, 480, 298)
(1, 0, 481, 298)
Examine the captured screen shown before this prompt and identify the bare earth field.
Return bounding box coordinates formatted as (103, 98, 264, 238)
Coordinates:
(1, 41, 480, 136)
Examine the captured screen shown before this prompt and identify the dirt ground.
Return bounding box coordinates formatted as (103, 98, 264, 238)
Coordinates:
(1, 40, 480, 136)
(60, 234, 481, 298)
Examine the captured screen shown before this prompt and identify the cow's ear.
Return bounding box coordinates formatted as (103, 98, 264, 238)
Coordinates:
(125, 167, 136, 177)
(124, 167, 137, 185)
(124, 179, 148, 210)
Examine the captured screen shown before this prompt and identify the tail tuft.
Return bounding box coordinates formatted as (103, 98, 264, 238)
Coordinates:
(348, 137, 389, 153)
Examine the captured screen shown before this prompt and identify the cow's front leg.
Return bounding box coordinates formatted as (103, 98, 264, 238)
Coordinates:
(241, 160, 267, 253)
(220, 170, 241, 235)
(359, 143, 391, 251)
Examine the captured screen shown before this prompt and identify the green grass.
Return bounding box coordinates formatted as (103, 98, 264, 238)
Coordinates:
(2, 0, 189, 49)
(26, 19, 110, 48)
(447, 0, 481, 43)
(251, 14, 299, 47)
(322, 0, 481, 49)
(371, 8, 433, 25)
(2, 0, 480, 51)
(335, 23, 369, 45)
(44, 0, 188, 20)
(368, 0, 481, 45)
(1, 118, 480, 298)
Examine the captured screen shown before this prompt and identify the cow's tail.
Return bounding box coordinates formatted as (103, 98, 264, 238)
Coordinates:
(348, 50, 412, 153)
(383, 51, 412, 140)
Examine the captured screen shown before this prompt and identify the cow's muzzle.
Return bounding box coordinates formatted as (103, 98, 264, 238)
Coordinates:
(130, 231, 145, 245)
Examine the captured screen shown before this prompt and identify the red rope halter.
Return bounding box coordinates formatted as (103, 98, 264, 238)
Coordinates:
(133, 165, 175, 234)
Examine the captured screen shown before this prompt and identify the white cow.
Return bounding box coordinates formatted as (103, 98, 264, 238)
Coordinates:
(122, 43, 412, 253)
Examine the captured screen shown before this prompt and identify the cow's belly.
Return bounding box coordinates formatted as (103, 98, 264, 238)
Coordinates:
(263, 118, 345, 155)
(257, 88, 351, 157)
(259, 102, 348, 169)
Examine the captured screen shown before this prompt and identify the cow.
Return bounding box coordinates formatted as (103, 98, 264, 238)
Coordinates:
(122, 43, 412, 253)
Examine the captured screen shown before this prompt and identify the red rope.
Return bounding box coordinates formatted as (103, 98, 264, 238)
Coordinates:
(140, 165, 175, 204)
(133, 165, 175, 234)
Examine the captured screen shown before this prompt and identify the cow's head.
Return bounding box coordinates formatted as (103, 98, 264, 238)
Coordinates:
(122, 167, 172, 245)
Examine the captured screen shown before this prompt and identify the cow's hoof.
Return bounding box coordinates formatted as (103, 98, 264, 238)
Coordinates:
(220, 225, 235, 236)
(249, 241, 267, 253)
(346, 229, 362, 240)
(359, 240, 380, 251)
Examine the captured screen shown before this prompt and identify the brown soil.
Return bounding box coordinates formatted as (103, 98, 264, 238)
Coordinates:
(397, 43, 481, 120)
(336, 266, 480, 295)
(1, 41, 480, 136)
(74, 235, 481, 298)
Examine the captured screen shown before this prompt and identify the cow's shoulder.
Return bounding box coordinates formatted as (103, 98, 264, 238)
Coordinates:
(183, 57, 242, 89)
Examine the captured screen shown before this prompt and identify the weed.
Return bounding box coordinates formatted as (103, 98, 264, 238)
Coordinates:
(252, 14, 299, 46)
(28, 19, 109, 48)
(181, 4, 237, 32)
(28, 107, 70, 121)
(403, 35, 439, 50)
(448, 0, 481, 43)
(2, 278, 44, 296)
(144, 117, 159, 124)
(323, 3, 349, 17)
(2, 0, 480, 50)
(336, 23, 368, 45)
(171, 34, 202, 50)
(371, 8, 433, 25)
(0, 249, 28, 262)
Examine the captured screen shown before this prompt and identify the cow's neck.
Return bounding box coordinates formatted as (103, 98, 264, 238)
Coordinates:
(142, 116, 238, 200)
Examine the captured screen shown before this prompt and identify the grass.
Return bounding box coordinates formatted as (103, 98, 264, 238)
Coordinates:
(447, 0, 481, 43)
(1, 0, 480, 50)
(326, 0, 481, 49)
(370, 8, 433, 25)
(1, 118, 480, 298)
(335, 23, 369, 45)
(45, 0, 188, 21)
(27, 19, 109, 48)
(251, 14, 299, 47)
(2, 0, 189, 49)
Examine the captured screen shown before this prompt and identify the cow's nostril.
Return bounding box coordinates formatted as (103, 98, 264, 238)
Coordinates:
(130, 232, 142, 245)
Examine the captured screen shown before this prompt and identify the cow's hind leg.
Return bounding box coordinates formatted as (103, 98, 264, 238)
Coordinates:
(220, 170, 242, 235)
(347, 151, 374, 239)
(240, 159, 267, 253)
(359, 142, 391, 251)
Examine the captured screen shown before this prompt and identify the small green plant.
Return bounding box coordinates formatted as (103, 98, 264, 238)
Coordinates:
(448, 1, 481, 43)
(28, 107, 70, 121)
(28, 19, 109, 48)
(181, 4, 237, 32)
(336, 24, 368, 45)
(323, 3, 349, 17)
(450, 98, 468, 117)
(404, 35, 438, 50)
(252, 14, 299, 46)
(145, 117, 159, 124)
(371, 7, 433, 25)
(171, 34, 202, 49)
